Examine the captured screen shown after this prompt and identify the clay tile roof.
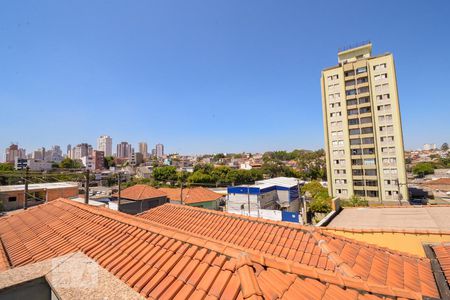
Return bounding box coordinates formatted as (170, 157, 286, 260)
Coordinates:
(0, 199, 440, 299)
(425, 178, 450, 185)
(433, 243, 450, 285)
(159, 187, 222, 204)
(139, 203, 440, 299)
(113, 184, 167, 201)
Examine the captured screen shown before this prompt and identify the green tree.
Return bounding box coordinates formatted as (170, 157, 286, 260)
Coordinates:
(0, 163, 14, 171)
(104, 156, 116, 169)
(153, 166, 178, 182)
(194, 163, 214, 174)
(442, 143, 449, 151)
(341, 195, 369, 207)
(301, 181, 327, 198)
(59, 158, 82, 169)
(412, 162, 435, 177)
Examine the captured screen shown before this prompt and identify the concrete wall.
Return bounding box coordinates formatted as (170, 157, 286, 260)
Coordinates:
(0, 186, 78, 211)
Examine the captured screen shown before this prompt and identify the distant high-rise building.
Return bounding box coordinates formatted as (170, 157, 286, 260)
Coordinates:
(92, 150, 105, 170)
(4, 144, 19, 163)
(155, 144, 164, 158)
(321, 42, 407, 203)
(116, 142, 132, 159)
(32, 147, 46, 161)
(139, 142, 148, 158)
(97, 135, 112, 157)
(49, 145, 63, 162)
(67, 144, 72, 156)
(151, 149, 156, 156)
(423, 144, 437, 151)
(71, 143, 91, 160)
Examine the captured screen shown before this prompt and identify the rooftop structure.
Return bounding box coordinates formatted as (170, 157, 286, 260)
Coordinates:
(327, 206, 450, 231)
(0, 199, 441, 299)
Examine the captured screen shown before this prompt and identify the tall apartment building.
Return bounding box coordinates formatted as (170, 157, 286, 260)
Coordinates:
(321, 43, 408, 203)
(4, 144, 24, 163)
(116, 142, 132, 159)
(97, 135, 112, 157)
(155, 144, 164, 158)
(138, 142, 148, 158)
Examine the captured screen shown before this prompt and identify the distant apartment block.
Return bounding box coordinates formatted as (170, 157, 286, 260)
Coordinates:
(321, 42, 408, 203)
(138, 142, 148, 158)
(3, 144, 25, 163)
(116, 142, 132, 159)
(156, 143, 164, 158)
(92, 150, 105, 170)
(97, 135, 112, 157)
(14, 158, 52, 171)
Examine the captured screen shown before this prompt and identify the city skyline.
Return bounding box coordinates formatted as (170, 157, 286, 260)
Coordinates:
(1, 1, 450, 159)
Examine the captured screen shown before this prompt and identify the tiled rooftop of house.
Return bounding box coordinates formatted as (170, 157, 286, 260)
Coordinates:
(138, 204, 439, 298)
(159, 187, 222, 204)
(432, 244, 450, 286)
(113, 184, 167, 201)
(0, 199, 441, 299)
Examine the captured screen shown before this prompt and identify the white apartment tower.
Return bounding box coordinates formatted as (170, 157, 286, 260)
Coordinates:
(155, 144, 164, 158)
(321, 43, 408, 203)
(97, 135, 112, 157)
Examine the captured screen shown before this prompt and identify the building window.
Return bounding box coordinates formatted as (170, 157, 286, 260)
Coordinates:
(347, 99, 357, 106)
(357, 86, 369, 94)
(356, 66, 367, 74)
(361, 127, 373, 134)
(8, 196, 17, 202)
(345, 70, 355, 77)
(360, 117, 372, 124)
(348, 118, 359, 125)
(363, 148, 375, 155)
(348, 109, 358, 116)
(357, 77, 368, 84)
(359, 107, 371, 114)
(358, 97, 370, 104)
(346, 89, 357, 96)
(349, 128, 360, 135)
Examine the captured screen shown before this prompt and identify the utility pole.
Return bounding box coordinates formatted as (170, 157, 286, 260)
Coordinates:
(180, 181, 184, 205)
(24, 167, 29, 210)
(117, 172, 121, 211)
(85, 169, 90, 204)
(247, 185, 251, 216)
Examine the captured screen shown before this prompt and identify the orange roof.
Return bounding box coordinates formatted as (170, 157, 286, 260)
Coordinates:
(424, 178, 450, 185)
(433, 244, 450, 285)
(0, 199, 436, 299)
(159, 187, 222, 204)
(113, 184, 167, 201)
(139, 204, 439, 298)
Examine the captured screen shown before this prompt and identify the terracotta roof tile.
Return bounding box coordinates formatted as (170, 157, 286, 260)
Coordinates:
(139, 203, 440, 298)
(113, 184, 167, 201)
(159, 187, 222, 204)
(0, 199, 440, 299)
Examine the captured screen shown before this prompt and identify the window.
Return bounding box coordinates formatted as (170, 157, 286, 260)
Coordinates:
(348, 118, 359, 125)
(365, 169, 377, 176)
(345, 70, 355, 77)
(355, 190, 365, 197)
(348, 109, 358, 116)
(358, 97, 370, 104)
(374, 73, 387, 81)
(366, 180, 378, 186)
(360, 117, 372, 124)
(357, 77, 368, 84)
(352, 159, 363, 165)
(354, 180, 364, 186)
(347, 99, 357, 106)
(346, 89, 357, 96)
(367, 191, 378, 197)
(364, 158, 376, 165)
(363, 148, 375, 155)
(351, 149, 362, 155)
(358, 86, 369, 94)
(361, 127, 373, 134)
(356, 66, 367, 74)
(359, 107, 371, 114)
(362, 137, 374, 144)
(8, 196, 17, 202)
(373, 63, 387, 70)
(349, 128, 360, 135)
(350, 138, 361, 145)
(353, 169, 363, 176)
(345, 80, 355, 87)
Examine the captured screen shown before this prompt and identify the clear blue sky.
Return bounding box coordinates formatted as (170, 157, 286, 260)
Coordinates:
(1, 1, 449, 159)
